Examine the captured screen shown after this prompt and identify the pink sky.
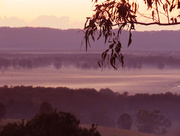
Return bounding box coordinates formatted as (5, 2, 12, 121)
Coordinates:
(0, 0, 180, 31)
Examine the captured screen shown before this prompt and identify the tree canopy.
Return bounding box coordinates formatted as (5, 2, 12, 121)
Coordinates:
(84, 0, 180, 69)
(0, 110, 101, 136)
(0, 102, 6, 122)
(117, 113, 133, 130)
(136, 110, 171, 134)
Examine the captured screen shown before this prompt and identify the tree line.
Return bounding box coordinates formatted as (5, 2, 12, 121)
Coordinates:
(0, 53, 180, 70)
(0, 86, 179, 134)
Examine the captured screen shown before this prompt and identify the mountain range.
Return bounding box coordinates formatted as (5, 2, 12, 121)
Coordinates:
(0, 27, 179, 52)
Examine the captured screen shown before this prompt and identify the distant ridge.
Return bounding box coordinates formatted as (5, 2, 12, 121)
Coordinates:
(0, 27, 179, 51)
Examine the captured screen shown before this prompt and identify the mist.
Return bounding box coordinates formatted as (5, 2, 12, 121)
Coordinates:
(0, 50, 180, 95)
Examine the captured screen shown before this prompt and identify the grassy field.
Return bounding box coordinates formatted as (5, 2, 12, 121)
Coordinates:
(81, 124, 158, 136)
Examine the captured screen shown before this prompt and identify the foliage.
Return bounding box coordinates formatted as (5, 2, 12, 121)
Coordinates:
(117, 113, 133, 130)
(0, 110, 101, 136)
(84, 0, 180, 69)
(0, 102, 6, 122)
(1, 86, 180, 128)
(39, 101, 53, 114)
(136, 110, 171, 134)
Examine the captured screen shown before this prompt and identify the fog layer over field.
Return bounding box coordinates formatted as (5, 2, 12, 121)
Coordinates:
(0, 51, 180, 94)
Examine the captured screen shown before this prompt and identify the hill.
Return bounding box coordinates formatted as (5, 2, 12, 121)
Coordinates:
(0, 27, 179, 51)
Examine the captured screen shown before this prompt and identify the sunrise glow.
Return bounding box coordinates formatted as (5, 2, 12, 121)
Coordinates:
(0, 0, 179, 30)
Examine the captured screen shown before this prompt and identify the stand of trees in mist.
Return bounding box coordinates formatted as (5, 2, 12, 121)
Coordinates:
(0, 86, 178, 134)
(0, 52, 180, 70)
(0, 110, 101, 136)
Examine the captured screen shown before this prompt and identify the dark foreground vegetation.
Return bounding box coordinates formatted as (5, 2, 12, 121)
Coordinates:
(0, 110, 101, 136)
(0, 86, 179, 134)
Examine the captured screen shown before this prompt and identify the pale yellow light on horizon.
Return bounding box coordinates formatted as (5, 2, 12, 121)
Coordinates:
(0, 0, 179, 30)
(0, 0, 93, 22)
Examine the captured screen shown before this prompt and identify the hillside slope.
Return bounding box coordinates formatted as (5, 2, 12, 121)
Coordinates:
(0, 27, 179, 51)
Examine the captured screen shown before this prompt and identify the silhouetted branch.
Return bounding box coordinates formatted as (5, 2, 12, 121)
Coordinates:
(113, 21, 180, 26)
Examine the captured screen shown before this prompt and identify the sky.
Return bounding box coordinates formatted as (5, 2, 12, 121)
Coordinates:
(0, 0, 180, 31)
(0, 0, 93, 29)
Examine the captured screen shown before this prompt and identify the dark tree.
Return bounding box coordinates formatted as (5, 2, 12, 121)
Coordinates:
(0, 110, 101, 136)
(39, 101, 53, 114)
(117, 113, 133, 130)
(0, 102, 6, 122)
(136, 110, 171, 134)
(84, 0, 180, 68)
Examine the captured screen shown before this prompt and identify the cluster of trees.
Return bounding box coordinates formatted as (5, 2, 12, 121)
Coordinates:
(118, 110, 171, 134)
(0, 110, 101, 136)
(0, 99, 172, 135)
(0, 99, 171, 135)
(0, 86, 178, 134)
(0, 52, 180, 70)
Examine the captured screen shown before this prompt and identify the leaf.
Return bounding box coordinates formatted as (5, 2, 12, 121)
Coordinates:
(105, 49, 109, 53)
(111, 49, 114, 57)
(175, 18, 177, 23)
(169, 4, 176, 12)
(115, 46, 120, 54)
(178, 1, 180, 9)
(166, 0, 170, 5)
(109, 43, 114, 49)
(103, 53, 107, 60)
(117, 41, 122, 48)
(98, 61, 101, 68)
(152, 10, 154, 21)
(147, 0, 152, 8)
(105, 33, 108, 43)
(102, 50, 108, 60)
(118, 23, 127, 36)
(121, 55, 124, 67)
(85, 30, 90, 51)
(110, 57, 117, 70)
(128, 32, 132, 47)
(84, 19, 89, 29)
(97, 29, 102, 40)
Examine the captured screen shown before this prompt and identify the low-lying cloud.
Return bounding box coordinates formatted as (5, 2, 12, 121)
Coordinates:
(0, 15, 84, 29)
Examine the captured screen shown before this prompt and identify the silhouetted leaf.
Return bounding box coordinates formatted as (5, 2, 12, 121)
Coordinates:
(121, 55, 124, 67)
(128, 32, 132, 47)
(169, 4, 176, 12)
(110, 57, 117, 70)
(175, 18, 177, 23)
(117, 41, 122, 48)
(115, 46, 120, 53)
(146, 0, 152, 8)
(98, 61, 101, 68)
(152, 11, 154, 20)
(111, 49, 114, 57)
(166, 0, 170, 5)
(109, 44, 114, 49)
(178, 1, 180, 9)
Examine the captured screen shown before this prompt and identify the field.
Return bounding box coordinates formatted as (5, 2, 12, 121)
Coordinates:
(81, 124, 158, 136)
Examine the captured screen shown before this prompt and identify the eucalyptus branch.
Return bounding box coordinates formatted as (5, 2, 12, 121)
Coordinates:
(112, 21, 180, 26)
(84, 0, 180, 69)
